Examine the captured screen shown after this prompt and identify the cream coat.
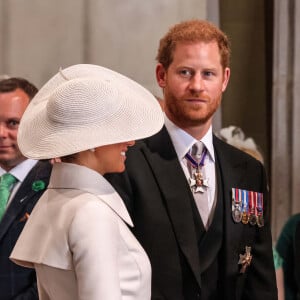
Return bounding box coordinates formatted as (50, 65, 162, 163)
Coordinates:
(10, 163, 151, 300)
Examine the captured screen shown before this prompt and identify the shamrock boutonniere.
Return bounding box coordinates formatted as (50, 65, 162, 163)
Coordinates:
(32, 180, 46, 192)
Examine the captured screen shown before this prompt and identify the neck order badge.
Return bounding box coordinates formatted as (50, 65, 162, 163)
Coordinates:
(186, 142, 210, 228)
(0, 173, 17, 220)
(185, 142, 209, 193)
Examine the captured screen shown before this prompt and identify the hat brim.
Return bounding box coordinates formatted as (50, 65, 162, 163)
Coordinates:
(18, 64, 164, 159)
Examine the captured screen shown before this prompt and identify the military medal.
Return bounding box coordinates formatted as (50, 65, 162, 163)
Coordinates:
(238, 246, 252, 273)
(241, 190, 249, 224)
(186, 147, 209, 193)
(256, 192, 264, 227)
(232, 188, 242, 223)
(189, 170, 209, 193)
(257, 214, 264, 227)
(232, 188, 264, 227)
(248, 191, 257, 226)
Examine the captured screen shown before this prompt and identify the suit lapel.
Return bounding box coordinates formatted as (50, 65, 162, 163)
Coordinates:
(143, 128, 202, 287)
(0, 161, 51, 241)
(214, 136, 246, 226)
(213, 136, 248, 188)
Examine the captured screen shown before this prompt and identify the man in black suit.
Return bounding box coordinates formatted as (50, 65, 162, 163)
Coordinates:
(107, 20, 277, 299)
(0, 77, 51, 300)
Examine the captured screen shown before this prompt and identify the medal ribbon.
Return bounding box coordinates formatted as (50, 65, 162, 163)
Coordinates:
(235, 188, 239, 205)
(254, 192, 258, 217)
(248, 191, 257, 225)
(249, 191, 254, 213)
(257, 193, 263, 215)
(232, 188, 242, 223)
(185, 147, 208, 169)
(232, 188, 241, 207)
(242, 190, 248, 213)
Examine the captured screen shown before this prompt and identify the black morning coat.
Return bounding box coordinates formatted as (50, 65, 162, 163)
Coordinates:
(106, 127, 277, 300)
(0, 161, 51, 300)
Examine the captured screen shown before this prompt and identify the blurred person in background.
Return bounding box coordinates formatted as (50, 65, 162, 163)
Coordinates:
(0, 77, 52, 300)
(276, 213, 300, 300)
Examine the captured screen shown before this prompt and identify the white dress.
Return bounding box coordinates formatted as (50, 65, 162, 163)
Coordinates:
(10, 163, 151, 300)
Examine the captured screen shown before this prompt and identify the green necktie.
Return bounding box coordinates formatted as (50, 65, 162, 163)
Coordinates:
(0, 173, 17, 221)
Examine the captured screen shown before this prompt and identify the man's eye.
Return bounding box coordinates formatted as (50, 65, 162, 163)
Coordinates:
(7, 120, 19, 128)
(179, 69, 192, 77)
(203, 71, 214, 77)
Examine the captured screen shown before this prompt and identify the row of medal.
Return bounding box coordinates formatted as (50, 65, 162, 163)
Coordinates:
(231, 188, 264, 227)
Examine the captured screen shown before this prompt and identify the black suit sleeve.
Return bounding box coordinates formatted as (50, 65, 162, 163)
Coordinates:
(12, 282, 38, 300)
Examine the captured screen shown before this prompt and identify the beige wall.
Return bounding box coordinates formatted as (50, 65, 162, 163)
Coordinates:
(220, 0, 270, 170)
(0, 0, 85, 85)
(0, 0, 206, 95)
(271, 0, 300, 240)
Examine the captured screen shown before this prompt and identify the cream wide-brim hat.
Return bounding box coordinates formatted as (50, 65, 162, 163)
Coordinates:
(18, 64, 164, 159)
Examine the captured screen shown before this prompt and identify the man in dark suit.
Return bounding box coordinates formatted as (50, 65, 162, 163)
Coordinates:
(0, 77, 51, 300)
(107, 20, 277, 299)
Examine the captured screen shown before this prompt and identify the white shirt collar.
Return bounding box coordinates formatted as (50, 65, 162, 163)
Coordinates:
(164, 114, 215, 162)
(0, 159, 38, 182)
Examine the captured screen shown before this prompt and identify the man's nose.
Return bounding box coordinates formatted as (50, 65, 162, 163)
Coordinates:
(189, 73, 204, 93)
(0, 123, 8, 138)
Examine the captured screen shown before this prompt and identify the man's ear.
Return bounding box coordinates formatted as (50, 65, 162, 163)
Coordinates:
(156, 63, 167, 88)
(222, 67, 231, 92)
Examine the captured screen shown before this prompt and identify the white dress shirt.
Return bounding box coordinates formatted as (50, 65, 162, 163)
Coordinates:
(164, 115, 216, 214)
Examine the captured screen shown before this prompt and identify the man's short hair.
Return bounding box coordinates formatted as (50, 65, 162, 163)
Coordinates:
(0, 77, 38, 100)
(156, 19, 231, 70)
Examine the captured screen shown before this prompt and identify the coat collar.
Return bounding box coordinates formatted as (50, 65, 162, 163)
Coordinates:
(142, 127, 202, 286)
(49, 163, 133, 227)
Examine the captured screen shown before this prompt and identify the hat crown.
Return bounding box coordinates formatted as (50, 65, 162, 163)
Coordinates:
(47, 78, 121, 126)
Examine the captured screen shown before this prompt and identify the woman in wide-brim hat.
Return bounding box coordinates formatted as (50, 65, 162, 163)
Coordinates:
(10, 64, 164, 300)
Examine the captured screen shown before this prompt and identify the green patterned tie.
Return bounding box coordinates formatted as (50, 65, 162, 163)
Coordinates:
(0, 173, 17, 221)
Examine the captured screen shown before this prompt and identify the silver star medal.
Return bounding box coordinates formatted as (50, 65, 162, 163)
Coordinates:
(189, 169, 209, 193)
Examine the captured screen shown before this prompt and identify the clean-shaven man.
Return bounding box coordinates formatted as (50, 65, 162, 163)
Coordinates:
(0, 77, 51, 300)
